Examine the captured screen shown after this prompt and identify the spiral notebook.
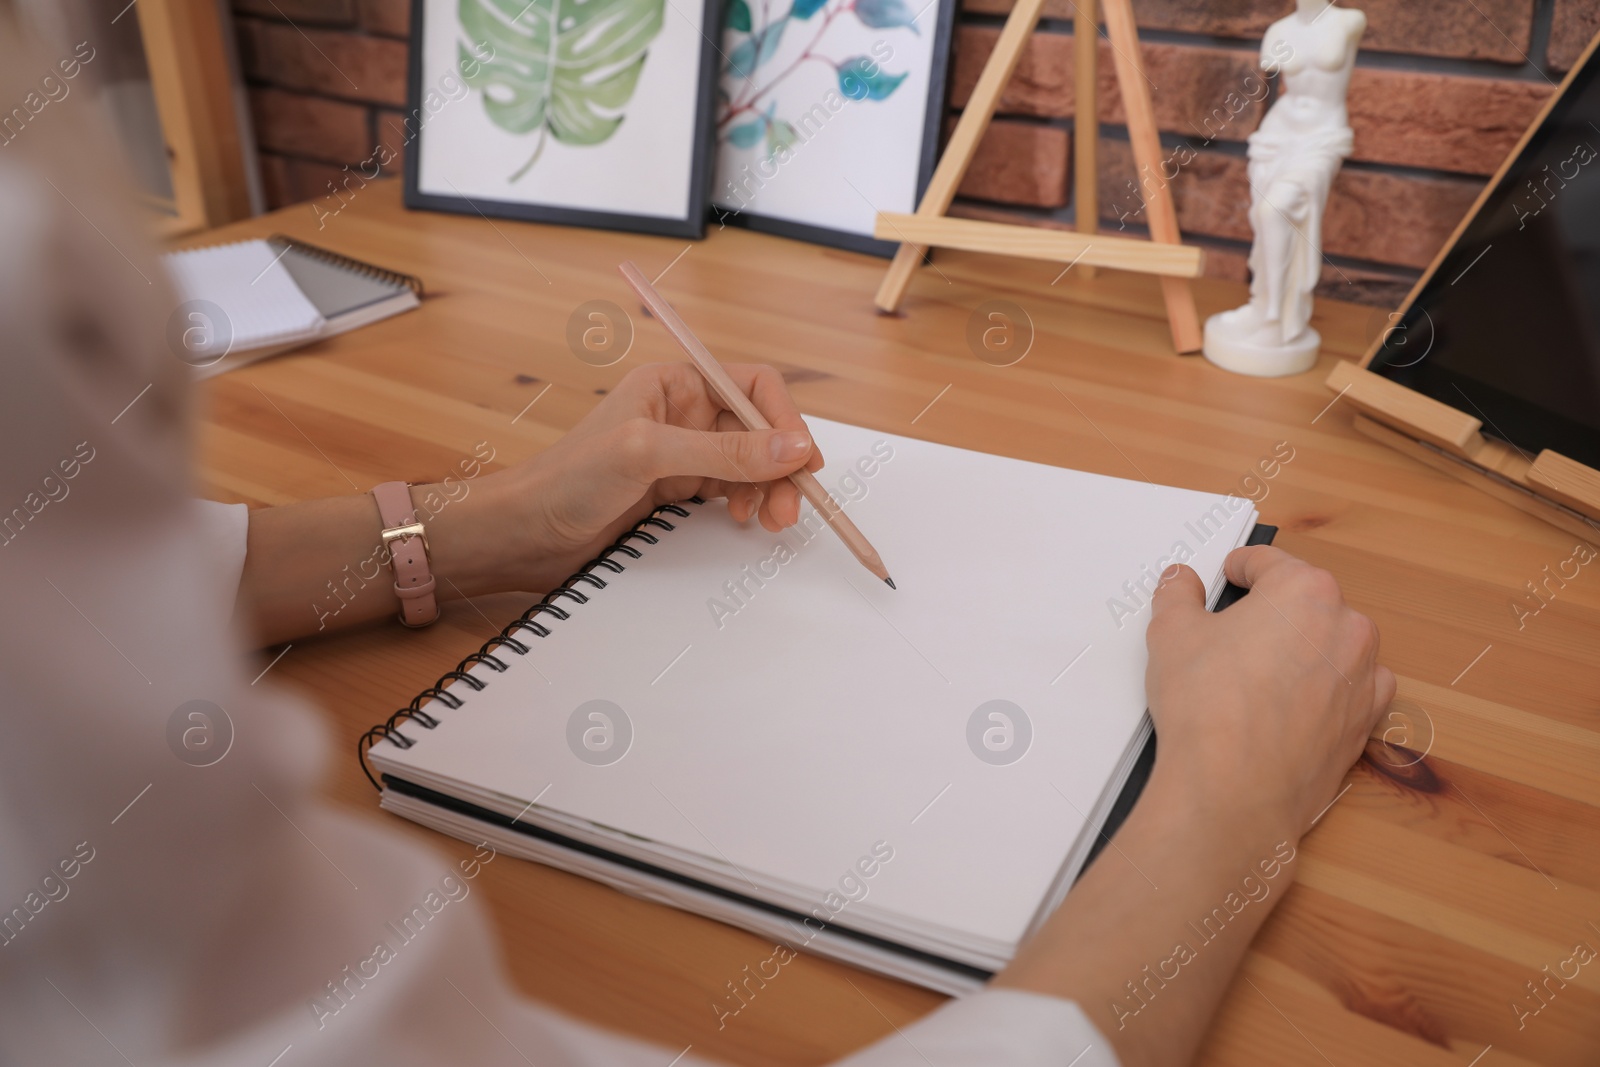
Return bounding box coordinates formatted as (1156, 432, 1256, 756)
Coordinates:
(161, 235, 421, 377)
(362, 418, 1266, 993)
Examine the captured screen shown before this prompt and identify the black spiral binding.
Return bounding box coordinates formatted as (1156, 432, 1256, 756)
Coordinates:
(358, 499, 703, 789)
(268, 234, 425, 296)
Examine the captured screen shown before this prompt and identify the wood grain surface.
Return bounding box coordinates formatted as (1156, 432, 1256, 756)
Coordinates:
(184, 180, 1600, 1066)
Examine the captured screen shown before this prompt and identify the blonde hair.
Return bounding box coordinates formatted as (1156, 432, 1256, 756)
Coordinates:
(0, 16, 194, 511)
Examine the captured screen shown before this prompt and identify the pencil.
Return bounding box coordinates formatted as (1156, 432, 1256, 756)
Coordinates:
(618, 261, 896, 589)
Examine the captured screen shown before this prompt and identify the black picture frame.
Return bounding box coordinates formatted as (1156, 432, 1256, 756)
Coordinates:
(708, 0, 959, 257)
(402, 0, 721, 239)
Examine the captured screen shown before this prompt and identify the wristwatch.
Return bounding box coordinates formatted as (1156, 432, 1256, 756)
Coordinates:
(371, 481, 439, 628)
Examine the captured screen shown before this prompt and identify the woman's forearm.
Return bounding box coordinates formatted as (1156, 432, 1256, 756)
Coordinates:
(236, 479, 513, 647)
(993, 764, 1302, 1067)
(232, 364, 830, 649)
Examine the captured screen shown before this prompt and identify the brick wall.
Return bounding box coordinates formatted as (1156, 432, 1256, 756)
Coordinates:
(235, 0, 1596, 305)
(233, 0, 410, 210)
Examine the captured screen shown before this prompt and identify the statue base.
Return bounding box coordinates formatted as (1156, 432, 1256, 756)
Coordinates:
(1202, 311, 1321, 378)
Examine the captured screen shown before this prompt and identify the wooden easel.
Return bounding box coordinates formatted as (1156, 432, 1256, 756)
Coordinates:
(873, 0, 1204, 353)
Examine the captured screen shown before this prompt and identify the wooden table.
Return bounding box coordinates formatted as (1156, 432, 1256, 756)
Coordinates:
(188, 180, 1600, 1066)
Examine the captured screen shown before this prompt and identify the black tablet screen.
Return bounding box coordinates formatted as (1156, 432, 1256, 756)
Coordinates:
(1368, 52, 1600, 470)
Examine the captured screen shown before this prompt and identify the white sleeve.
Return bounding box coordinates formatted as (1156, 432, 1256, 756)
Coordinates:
(832, 988, 1121, 1067)
(191, 498, 250, 618)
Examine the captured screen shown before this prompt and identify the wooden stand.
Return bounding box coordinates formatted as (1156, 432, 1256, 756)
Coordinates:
(1074, 0, 1099, 281)
(138, 0, 256, 236)
(1326, 361, 1600, 541)
(872, 0, 1203, 353)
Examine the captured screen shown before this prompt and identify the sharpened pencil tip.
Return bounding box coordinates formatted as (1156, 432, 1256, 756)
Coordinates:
(884, 577, 897, 590)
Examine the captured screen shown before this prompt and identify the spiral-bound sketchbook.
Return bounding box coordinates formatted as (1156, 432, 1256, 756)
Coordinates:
(364, 419, 1264, 993)
(162, 235, 421, 377)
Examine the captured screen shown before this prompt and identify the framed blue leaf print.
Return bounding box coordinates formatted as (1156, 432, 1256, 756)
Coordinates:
(711, 0, 957, 255)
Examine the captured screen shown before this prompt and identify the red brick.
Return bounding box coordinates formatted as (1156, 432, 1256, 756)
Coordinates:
(1096, 138, 1248, 237)
(1346, 68, 1551, 175)
(1323, 169, 1482, 270)
(258, 152, 291, 210)
(954, 119, 1070, 206)
(951, 28, 1551, 176)
(358, 0, 411, 37)
(1104, 40, 1269, 145)
(298, 163, 382, 228)
(258, 152, 361, 208)
(950, 30, 1268, 142)
(289, 158, 354, 203)
(233, 0, 356, 25)
(1143, 0, 1533, 63)
(961, 0, 1535, 64)
(374, 110, 410, 175)
(249, 87, 372, 163)
(239, 19, 408, 106)
(1093, 138, 1481, 270)
(1314, 271, 1417, 312)
(950, 27, 1072, 118)
(1548, 0, 1600, 71)
(1322, 271, 1416, 309)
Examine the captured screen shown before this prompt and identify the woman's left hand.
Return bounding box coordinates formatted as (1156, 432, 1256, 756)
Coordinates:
(463, 362, 824, 595)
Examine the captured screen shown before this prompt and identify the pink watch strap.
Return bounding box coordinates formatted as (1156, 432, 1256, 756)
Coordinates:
(372, 481, 439, 628)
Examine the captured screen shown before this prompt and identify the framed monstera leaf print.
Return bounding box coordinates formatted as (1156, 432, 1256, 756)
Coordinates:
(405, 0, 719, 237)
(710, 0, 956, 254)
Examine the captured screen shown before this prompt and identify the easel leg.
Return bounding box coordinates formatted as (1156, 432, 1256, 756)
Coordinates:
(1099, 0, 1201, 352)
(874, 0, 1052, 312)
(1074, 0, 1098, 281)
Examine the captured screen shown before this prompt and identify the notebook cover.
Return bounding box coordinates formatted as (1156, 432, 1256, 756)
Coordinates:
(278, 247, 401, 319)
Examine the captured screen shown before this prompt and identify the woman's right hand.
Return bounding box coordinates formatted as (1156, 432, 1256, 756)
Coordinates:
(994, 546, 1392, 1067)
(1144, 545, 1395, 843)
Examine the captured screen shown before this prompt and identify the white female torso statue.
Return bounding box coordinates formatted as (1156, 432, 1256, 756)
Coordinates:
(1203, 0, 1366, 377)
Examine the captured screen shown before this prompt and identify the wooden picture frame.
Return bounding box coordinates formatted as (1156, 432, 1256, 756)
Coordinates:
(403, 0, 721, 239)
(137, 0, 254, 237)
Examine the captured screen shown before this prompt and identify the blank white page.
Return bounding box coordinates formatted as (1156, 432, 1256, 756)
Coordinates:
(162, 239, 325, 355)
(373, 419, 1256, 950)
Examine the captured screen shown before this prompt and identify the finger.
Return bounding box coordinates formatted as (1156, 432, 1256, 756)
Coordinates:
(713, 377, 832, 473)
(722, 364, 825, 473)
(706, 406, 807, 529)
(724, 364, 804, 430)
(1148, 564, 1208, 630)
(1371, 664, 1397, 716)
(693, 432, 805, 529)
(619, 419, 814, 487)
(727, 484, 764, 523)
(760, 477, 803, 530)
(1223, 544, 1300, 589)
